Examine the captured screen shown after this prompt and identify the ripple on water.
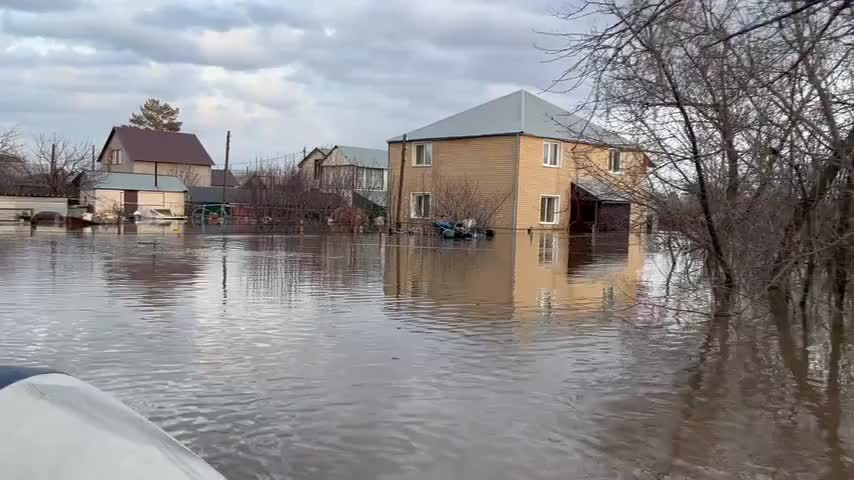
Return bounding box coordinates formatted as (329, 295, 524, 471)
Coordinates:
(1, 232, 852, 479)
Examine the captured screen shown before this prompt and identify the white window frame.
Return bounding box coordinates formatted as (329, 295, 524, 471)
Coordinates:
(538, 232, 559, 264)
(110, 149, 122, 165)
(543, 141, 561, 168)
(413, 143, 432, 167)
(539, 195, 560, 225)
(608, 149, 623, 174)
(357, 168, 385, 191)
(410, 192, 431, 219)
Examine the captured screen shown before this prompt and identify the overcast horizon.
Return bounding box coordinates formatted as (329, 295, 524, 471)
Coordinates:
(0, 0, 587, 168)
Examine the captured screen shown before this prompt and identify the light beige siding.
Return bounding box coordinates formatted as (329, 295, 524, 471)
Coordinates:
(299, 150, 329, 186)
(98, 135, 133, 173)
(516, 136, 575, 230)
(132, 162, 211, 187)
(84, 189, 185, 216)
(88, 189, 124, 215)
(138, 191, 186, 215)
(388, 136, 518, 230)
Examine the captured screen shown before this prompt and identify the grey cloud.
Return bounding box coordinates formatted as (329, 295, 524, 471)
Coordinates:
(135, 1, 312, 31)
(0, 0, 573, 160)
(0, 0, 83, 12)
(136, 4, 245, 31)
(1, 12, 278, 70)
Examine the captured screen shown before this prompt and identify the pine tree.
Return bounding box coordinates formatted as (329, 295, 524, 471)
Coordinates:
(128, 98, 183, 132)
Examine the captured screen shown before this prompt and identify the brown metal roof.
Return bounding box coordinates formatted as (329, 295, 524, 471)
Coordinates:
(98, 126, 215, 166)
(211, 169, 239, 187)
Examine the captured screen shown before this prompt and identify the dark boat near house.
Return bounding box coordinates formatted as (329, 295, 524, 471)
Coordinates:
(433, 220, 495, 239)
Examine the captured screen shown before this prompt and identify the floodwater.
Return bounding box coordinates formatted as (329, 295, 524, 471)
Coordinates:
(0, 226, 852, 479)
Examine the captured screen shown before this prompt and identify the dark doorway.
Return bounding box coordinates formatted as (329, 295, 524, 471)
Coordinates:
(570, 182, 630, 233)
(123, 190, 138, 217)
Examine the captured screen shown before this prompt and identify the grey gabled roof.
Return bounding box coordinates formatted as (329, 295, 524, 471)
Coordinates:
(388, 90, 628, 146)
(335, 146, 388, 169)
(94, 172, 187, 192)
(354, 190, 388, 208)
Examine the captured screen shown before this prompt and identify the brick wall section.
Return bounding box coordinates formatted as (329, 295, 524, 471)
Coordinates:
(516, 135, 575, 230)
(388, 136, 518, 230)
(389, 134, 648, 231)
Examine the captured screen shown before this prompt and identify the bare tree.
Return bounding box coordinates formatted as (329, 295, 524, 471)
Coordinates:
(25, 134, 97, 196)
(0, 127, 25, 193)
(171, 164, 201, 187)
(241, 164, 345, 229)
(433, 175, 512, 228)
(545, 0, 854, 314)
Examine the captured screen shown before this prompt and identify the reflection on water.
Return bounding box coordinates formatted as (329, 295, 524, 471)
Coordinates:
(0, 230, 851, 479)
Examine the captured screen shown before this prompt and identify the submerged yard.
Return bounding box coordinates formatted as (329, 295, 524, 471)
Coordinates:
(0, 229, 851, 479)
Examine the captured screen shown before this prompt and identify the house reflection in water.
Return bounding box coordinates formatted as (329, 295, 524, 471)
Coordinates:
(102, 236, 204, 310)
(383, 233, 646, 319)
(514, 232, 645, 317)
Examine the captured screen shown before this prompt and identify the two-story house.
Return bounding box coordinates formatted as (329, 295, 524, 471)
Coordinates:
(387, 90, 647, 231)
(299, 145, 388, 212)
(97, 126, 215, 187)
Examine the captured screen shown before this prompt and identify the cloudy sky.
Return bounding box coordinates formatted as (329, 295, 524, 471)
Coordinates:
(0, 0, 576, 168)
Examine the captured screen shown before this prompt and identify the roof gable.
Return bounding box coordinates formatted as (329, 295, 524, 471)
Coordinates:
(297, 147, 332, 168)
(98, 127, 215, 166)
(388, 90, 628, 146)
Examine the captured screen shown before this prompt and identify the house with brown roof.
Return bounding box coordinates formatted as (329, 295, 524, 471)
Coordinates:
(387, 90, 649, 231)
(97, 126, 215, 186)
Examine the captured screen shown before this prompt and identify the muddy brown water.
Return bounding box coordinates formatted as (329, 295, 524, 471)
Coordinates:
(0, 226, 851, 479)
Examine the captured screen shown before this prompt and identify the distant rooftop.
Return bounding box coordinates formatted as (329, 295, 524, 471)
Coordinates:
(334, 146, 388, 169)
(297, 147, 332, 168)
(211, 169, 239, 187)
(388, 90, 628, 146)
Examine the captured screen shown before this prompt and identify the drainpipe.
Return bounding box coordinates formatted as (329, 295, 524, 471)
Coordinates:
(154, 162, 158, 188)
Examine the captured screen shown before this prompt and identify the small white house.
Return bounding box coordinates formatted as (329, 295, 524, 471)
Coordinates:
(80, 172, 188, 218)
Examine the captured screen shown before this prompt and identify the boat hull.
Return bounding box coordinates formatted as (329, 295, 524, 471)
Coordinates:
(0, 367, 225, 480)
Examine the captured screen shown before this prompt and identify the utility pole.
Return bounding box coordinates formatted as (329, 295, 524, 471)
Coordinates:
(222, 130, 231, 206)
(91, 145, 96, 171)
(50, 143, 57, 193)
(394, 134, 407, 232)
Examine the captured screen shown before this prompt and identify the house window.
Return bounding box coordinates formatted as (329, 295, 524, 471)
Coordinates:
(414, 144, 432, 166)
(411, 193, 431, 219)
(609, 150, 623, 173)
(538, 232, 559, 264)
(543, 142, 560, 167)
(110, 149, 122, 165)
(357, 168, 385, 190)
(314, 159, 323, 179)
(540, 195, 560, 224)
